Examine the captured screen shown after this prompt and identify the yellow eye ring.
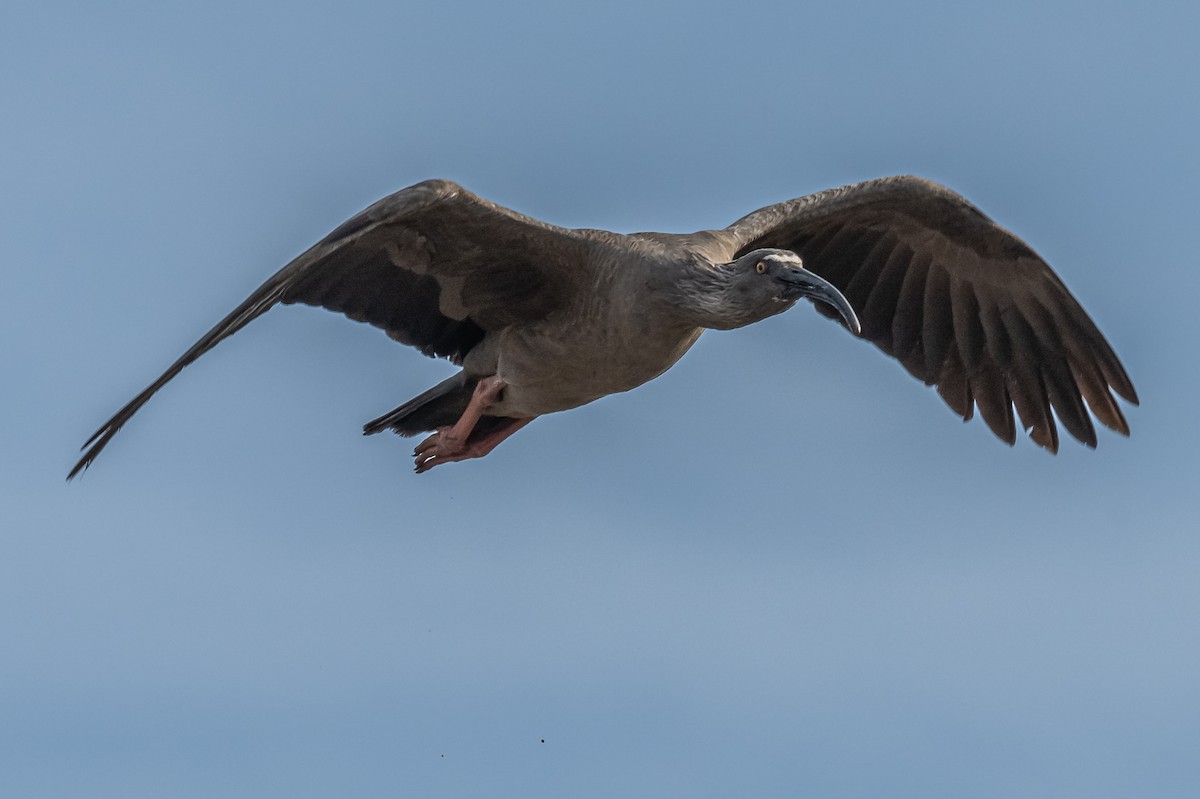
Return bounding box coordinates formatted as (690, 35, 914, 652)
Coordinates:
(755, 261, 766, 274)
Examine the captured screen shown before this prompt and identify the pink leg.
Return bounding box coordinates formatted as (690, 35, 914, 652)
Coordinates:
(412, 376, 529, 472)
(414, 417, 533, 473)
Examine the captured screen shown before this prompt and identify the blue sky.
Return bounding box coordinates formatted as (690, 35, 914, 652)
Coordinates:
(3, 1, 1198, 796)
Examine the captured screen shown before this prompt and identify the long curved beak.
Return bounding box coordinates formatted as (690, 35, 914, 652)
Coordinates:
(781, 268, 861, 336)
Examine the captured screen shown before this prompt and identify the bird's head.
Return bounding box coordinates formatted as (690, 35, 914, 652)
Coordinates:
(715, 249, 861, 333)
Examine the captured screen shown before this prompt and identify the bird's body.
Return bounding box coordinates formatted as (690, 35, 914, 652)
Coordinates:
(70, 176, 1137, 478)
(477, 232, 725, 417)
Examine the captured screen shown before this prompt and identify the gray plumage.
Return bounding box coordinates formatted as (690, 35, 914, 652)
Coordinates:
(69, 176, 1137, 478)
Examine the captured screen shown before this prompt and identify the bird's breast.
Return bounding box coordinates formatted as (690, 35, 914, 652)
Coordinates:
(487, 313, 703, 418)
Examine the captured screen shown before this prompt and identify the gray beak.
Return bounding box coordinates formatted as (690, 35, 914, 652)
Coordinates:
(781, 268, 862, 335)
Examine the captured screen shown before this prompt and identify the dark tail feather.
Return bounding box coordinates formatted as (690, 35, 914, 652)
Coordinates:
(363, 373, 473, 437)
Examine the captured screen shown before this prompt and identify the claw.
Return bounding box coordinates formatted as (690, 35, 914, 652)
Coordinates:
(410, 417, 534, 473)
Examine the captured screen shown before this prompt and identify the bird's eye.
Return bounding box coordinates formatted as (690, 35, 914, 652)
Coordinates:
(755, 261, 766, 274)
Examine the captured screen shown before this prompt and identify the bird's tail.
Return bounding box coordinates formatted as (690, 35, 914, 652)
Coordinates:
(362, 373, 473, 437)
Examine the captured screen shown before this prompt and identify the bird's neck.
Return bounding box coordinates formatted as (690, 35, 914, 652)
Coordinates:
(658, 260, 746, 330)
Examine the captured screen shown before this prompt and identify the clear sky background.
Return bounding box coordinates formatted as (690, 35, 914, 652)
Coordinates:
(3, 1, 1198, 796)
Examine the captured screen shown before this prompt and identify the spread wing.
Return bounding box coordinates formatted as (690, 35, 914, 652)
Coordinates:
(725, 176, 1137, 451)
(70, 179, 592, 478)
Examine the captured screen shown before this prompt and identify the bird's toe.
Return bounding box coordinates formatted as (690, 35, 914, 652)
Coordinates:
(414, 427, 464, 457)
(413, 427, 473, 472)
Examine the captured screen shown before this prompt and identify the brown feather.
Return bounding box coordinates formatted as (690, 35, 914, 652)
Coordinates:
(1021, 299, 1096, 446)
(891, 250, 933, 373)
(861, 241, 914, 353)
(999, 309, 1059, 451)
(936, 347, 975, 421)
(799, 223, 849, 265)
(922, 265, 954, 377)
(971, 354, 1016, 445)
(951, 278, 987, 375)
(1068, 354, 1129, 435)
(845, 233, 900, 312)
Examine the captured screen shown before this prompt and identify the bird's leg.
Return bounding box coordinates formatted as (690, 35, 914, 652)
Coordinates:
(414, 417, 534, 473)
(412, 375, 511, 471)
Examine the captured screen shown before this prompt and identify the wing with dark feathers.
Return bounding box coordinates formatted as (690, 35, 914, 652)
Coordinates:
(724, 175, 1137, 451)
(70, 179, 592, 478)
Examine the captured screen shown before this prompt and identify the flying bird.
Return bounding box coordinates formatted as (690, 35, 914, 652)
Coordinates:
(70, 176, 1137, 477)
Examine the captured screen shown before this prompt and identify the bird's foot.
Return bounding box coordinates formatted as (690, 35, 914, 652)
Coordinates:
(412, 417, 535, 473)
(413, 427, 465, 473)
